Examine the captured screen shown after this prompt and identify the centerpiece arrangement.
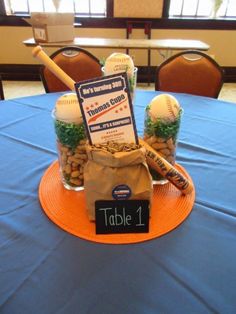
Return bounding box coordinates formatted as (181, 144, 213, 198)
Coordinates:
(34, 45, 194, 241)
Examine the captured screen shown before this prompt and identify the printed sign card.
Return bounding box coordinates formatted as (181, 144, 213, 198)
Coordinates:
(75, 73, 138, 145)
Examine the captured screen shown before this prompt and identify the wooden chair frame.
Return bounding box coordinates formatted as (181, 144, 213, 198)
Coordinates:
(0, 75, 4, 100)
(155, 50, 224, 98)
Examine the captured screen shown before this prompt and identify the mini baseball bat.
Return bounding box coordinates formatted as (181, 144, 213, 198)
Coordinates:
(139, 138, 193, 195)
(32, 46, 75, 91)
(32, 46, 193, 195)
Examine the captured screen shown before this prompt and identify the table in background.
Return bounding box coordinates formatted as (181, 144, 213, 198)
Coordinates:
(24, 37, 209, 58)
(0, 90, 235, 314)
(126, 21, 152, 84)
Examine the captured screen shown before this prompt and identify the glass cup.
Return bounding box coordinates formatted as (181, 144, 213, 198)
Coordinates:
(143, 108, 183, 185)
(101, 66, 138, 104)
(52, 111, 87, 191)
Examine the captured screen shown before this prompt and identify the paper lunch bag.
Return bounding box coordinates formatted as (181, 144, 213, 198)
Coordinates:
(84, 145, 153, 221)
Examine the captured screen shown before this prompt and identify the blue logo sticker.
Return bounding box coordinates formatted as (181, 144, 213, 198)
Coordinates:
(112, 185, 132, 200)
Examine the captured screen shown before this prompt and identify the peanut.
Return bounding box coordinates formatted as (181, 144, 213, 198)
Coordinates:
(71, 170, 80, 178)
(151, 142, 168, 150)
(143, 134, 177, 166)
(57, 142, 88, 187)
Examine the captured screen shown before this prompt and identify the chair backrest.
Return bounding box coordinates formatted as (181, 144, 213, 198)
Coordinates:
(0, 75, 4, 100)
(40, 46, 102, 93)
(155, 50, 224, 98)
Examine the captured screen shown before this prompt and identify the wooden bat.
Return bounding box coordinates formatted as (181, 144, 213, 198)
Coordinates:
(32, 46, 193, 195)
(139, 138, 193, 195)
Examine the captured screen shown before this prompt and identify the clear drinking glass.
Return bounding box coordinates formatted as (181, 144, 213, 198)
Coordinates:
(143, 108, 183, 185)
(52, 111, 87, 191)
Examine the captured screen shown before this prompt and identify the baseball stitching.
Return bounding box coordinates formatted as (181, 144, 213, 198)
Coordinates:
(165, 96, 177, 120)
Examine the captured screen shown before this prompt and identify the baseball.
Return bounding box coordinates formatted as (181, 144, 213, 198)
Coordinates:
(148, 94, 181, 122)
(104, 52, 134, 78)
(55, 93, 83, 124)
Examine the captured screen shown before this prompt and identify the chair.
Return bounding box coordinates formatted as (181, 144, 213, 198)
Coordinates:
(155, 50, 224, 98)
(40, 46, 102, 93)
(0, 75, 4, 100)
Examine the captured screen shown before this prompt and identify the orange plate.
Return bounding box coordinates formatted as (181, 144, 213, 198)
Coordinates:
(39, 161, 195, 244)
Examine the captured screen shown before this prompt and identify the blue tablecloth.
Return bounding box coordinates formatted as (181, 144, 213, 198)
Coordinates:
(0, 90, 236, 314)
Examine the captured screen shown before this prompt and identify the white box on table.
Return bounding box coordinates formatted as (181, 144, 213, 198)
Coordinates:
(26, 12, 74, 43)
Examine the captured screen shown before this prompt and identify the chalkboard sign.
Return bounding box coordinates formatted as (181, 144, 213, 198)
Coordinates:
(95, 200, 149, 234)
